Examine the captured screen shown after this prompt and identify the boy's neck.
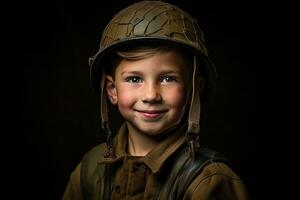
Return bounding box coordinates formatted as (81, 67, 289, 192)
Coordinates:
(126, 124, 160, 156)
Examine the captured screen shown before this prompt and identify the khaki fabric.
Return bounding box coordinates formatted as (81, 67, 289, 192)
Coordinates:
(62, 124, 248, 200)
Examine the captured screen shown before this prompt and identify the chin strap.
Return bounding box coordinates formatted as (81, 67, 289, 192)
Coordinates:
(100, 68, 115, 159)
(186, 55, 201, 160)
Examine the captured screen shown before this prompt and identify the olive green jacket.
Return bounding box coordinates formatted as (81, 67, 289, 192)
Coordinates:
(62, 124, 249, 199)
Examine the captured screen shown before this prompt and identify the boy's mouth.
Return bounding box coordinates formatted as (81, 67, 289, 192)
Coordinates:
(136, 109, 167, 120)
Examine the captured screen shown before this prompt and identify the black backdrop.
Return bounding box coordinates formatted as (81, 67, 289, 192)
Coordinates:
(18, 0, 268, 199)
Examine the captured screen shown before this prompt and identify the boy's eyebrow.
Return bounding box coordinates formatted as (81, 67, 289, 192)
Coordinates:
(159, 69, 182, 74)
(121, 71, 143, 76)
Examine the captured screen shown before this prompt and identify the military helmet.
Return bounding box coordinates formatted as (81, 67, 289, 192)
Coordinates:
(89, 0, 217, 100)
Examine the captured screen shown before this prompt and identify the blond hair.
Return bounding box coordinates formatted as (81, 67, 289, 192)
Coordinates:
(107, 44, 193, 78)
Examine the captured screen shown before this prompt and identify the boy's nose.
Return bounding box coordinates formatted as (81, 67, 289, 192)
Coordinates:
(142, 83, 162, 103)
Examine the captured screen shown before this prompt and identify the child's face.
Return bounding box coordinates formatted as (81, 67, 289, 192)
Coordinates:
(106, 50, 189, 136)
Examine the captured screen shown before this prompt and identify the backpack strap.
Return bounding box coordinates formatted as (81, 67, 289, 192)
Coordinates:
(156, 147, 190, 199)
(80, 143, 111, 200)
(158, 146, 230, 200)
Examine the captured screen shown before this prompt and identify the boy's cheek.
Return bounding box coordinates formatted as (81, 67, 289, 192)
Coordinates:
(163, 87, 186, 103)
(117, 93, 135, 107)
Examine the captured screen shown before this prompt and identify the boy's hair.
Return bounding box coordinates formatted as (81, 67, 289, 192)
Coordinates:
(106, 44, 198, 83)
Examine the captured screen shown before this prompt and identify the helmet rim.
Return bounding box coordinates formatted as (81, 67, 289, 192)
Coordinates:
(89, 36, 217, 101)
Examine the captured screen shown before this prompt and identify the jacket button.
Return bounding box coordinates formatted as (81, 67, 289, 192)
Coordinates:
(103, 151, 110, 158)
(115, 185, 121, 193)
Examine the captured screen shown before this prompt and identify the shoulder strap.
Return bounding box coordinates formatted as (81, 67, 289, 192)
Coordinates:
(80, 143, 109, 200)
(156, 147, 190, 199)
(173, 147, 230, 199)
(158, 146, 230, 200)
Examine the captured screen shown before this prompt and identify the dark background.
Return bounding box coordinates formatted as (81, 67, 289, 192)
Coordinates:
(17, 0, 269, 199)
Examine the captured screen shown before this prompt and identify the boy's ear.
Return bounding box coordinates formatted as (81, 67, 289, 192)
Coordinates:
(105, 75, 118, 105)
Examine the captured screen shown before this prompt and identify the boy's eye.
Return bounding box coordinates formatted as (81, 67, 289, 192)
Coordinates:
(160, 76, 177, 83)
(125, 76, 142, 83)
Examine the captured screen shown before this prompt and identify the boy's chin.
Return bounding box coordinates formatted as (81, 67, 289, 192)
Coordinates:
(133, 123, 182, 139)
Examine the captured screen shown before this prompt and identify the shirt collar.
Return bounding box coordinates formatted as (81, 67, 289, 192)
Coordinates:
(98, 123, 187, 173)
(98, 123, 128, 164)
(142, 124, 186, 173)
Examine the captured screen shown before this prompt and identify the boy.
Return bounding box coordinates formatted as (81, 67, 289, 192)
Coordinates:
(62, 1, 249, 199)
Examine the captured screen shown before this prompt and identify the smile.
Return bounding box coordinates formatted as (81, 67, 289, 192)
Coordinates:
(136, 110, 167, 120)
